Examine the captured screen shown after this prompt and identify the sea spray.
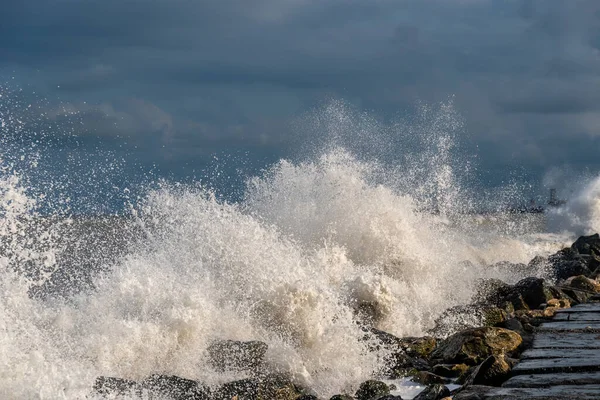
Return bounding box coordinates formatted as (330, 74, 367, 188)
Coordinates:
(547, 175, 600, 236)
(0, 96, 584, 398)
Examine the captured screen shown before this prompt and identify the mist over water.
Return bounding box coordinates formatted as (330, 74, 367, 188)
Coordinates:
(1, 95, 598, 398)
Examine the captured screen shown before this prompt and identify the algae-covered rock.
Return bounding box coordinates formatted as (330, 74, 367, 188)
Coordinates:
(330, 395, 354, 400)
(368, 329, 432, 378)
(482, 307, 507, 327)
(431, 327, 522, 365)
(431, 363, 469, 379)
(355, 380, 390, 400)
(369, 329, 436, 358)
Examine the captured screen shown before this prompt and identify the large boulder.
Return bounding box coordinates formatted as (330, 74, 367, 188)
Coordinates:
(207, 340, 268, 373)
(477, 277, 554, 312)
(512, 277, 554, 310)
(548, 248, 592, 281)
(355, 380, 390, 400)
(431, 327, 522, 365)
(572, 234, 600, 268)
(463, 355, 511, 387)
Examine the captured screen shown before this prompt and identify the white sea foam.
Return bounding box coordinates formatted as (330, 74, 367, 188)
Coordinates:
(0, 99, 590, 398)
(547, 175, 600, 236)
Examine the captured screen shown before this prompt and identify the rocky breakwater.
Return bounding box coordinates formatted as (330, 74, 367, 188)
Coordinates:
(92, 234, 600, 400)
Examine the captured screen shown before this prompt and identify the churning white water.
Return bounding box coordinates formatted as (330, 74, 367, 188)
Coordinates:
(0, 98, 597, 398)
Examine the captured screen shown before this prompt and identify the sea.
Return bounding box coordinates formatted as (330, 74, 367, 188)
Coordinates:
(2, 95, 600, 398)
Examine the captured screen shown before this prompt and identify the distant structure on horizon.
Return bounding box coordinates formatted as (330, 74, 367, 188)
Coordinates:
(547, 188, 566, 208)
(510, 188, 566, 214)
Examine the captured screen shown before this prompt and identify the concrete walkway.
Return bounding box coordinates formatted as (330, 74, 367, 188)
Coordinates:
(459, 300, 600, 399)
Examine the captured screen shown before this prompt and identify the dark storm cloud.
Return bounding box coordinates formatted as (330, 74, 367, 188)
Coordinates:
(1, 0, 600, 180)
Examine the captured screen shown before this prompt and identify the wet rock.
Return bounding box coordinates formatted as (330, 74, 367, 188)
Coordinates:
(329, 395, 354, 400)
(355, 380, 390, 400)
(546, 297, 571, 309)
(93, 376, 140, 396)
(213, 374, 302, 400)
(463, 355, 511, 387)
(400, 336, 437, 358)
(528, 255, 549, 272)
(411, 371, 450, 385)
(480, 277, 555, 312)
(560, 286, 592, 304)
(501, 318, 524, 335)
(297, 396, 319, 400)
(471, 279, 511, 304)
(368, 329, 432, 377)
(207, 340, 268, 373)
(369, 329, 436, 358)
(548, 248, 592, 281)
(565, 275, 600, 293)
(429, 305, 506, 339)
(378, 396, 403, 400)
(431, 363, 469, 379)
(142, 375, 210, 399)
(572, 234, 600, 269)
(512, 277, 554, 310)
(431, 327, 522, 365)
(413, 384, 450, 400)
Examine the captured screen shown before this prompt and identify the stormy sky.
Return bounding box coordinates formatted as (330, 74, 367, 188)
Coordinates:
(1, 0, 600, 201)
